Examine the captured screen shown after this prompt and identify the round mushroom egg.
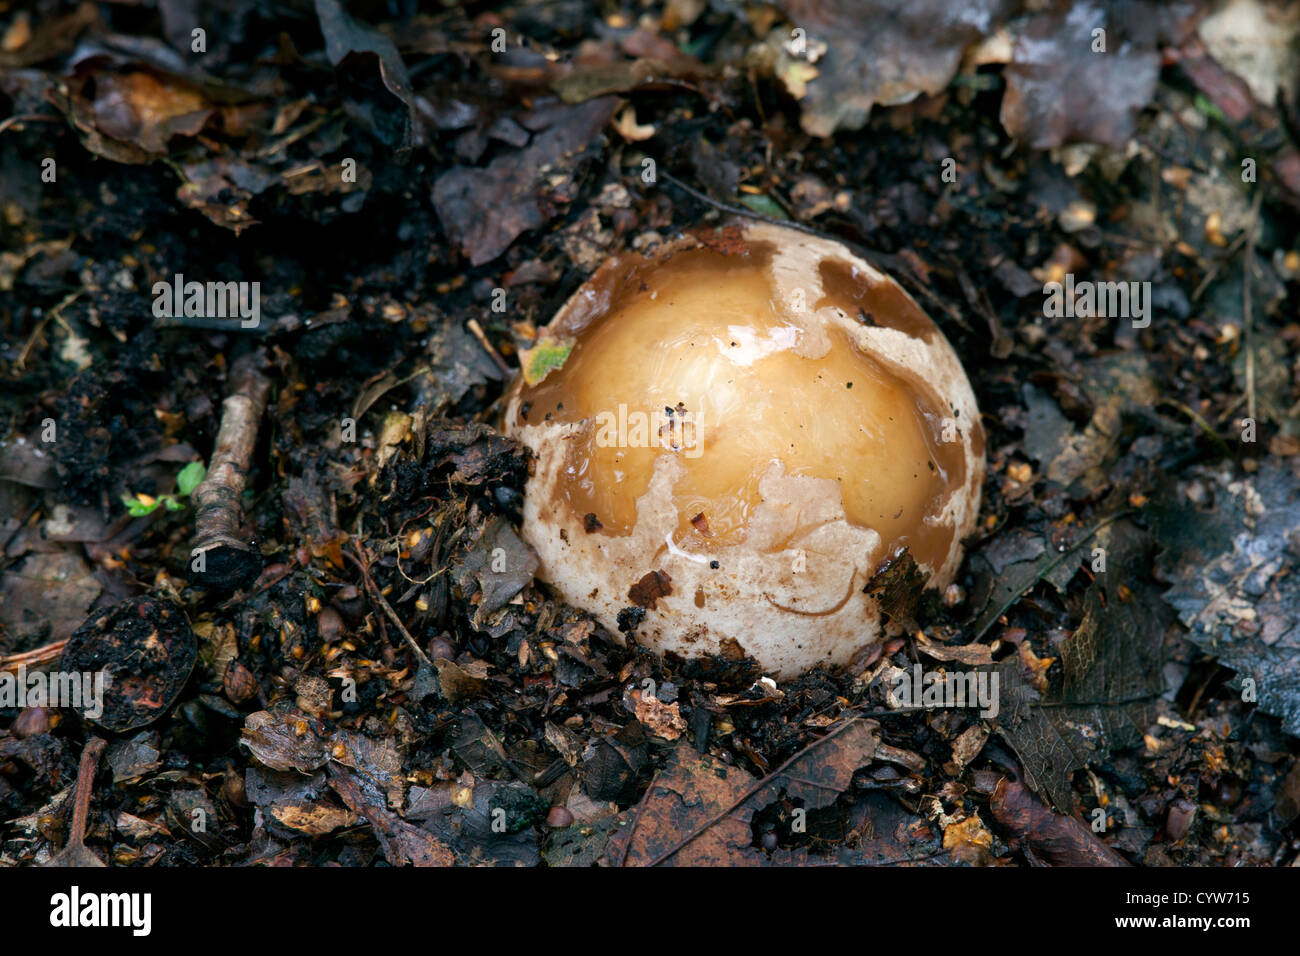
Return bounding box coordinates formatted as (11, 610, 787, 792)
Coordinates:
(501, 221, 985, 677)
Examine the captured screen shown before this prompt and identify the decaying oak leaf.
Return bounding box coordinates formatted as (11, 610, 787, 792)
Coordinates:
(241, 702, 328, 773)
(606, 718, 880, 865)
(780, 0, 1015, 137)
(993, 520, 1168, 811)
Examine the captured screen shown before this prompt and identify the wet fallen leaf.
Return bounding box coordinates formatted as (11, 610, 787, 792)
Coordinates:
(607, 718, 879, 865)
(991, 778, 1129, 865)
(453, 515, 539, 629)
(1001, 0, 1203, 149)
(331, 769, 455, 866)
(314, 0, 418, 145)
(426, 658, 480, 705)
(517, 336, 575, 386)
(941, 813, 995, 866)
(1153, 460, 1300, 735)
(0, 551, 101, 644)
(782, 0, 1015, 137)
(241, 703, 328, 773)
(63, 64, 214, 161)
(432, 97, 618, 264)
(993, 520, 1169, 811)
(406, 780, 544, 866)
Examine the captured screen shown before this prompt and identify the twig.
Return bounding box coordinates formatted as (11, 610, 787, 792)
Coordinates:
(1243, 190, 1263, 424)
(69, 739, 106, 843)
(466, 318, 512, 377)
(16, 290, 80, 370)
(1191, 228, 1249, 301)
(254, 110, 339, 160)
(1158, 398, 1233, 457)
(344, 544, 433, 669)
(0, 639, 66, 675)
(45, 737, 108, 867)
(189, 349, 272, 591)
(0, 113, 64, 135)
(660, 171, 815, 235)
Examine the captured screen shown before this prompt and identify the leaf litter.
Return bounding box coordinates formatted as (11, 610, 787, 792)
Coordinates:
(0, 0, 1298, 870)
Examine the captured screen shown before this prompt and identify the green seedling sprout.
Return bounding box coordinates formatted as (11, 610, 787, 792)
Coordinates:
(121, 461, 207, 517)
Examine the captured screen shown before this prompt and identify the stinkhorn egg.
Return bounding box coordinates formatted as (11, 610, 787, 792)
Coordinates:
(502, 221, 985, 677)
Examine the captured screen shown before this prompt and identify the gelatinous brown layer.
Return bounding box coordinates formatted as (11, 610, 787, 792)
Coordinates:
(513, 244, 967, 570)
(816, 258, 937, 343)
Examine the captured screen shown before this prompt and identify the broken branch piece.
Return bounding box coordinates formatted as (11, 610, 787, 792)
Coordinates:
(189, 349, 272, 591)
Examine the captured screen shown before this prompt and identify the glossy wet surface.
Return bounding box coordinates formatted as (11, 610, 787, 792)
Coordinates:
(514, 246, 964, 567)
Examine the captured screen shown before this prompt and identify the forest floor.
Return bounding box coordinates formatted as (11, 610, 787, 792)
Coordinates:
(2, 0, 1299, 866)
